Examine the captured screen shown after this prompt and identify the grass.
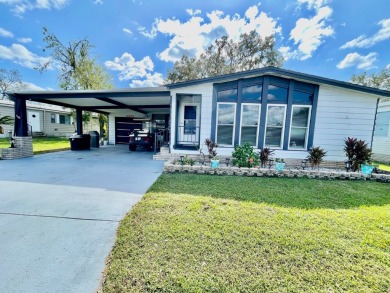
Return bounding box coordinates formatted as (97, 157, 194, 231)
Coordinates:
(101, 174, 390, 292)
(0, 136, 70, 154)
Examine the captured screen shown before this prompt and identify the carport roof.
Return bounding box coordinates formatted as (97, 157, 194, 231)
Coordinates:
(6, 86, 171, 115)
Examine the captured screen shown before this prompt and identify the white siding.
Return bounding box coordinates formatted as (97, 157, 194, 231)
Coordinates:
(170, 83, 214, 155)
(313, 85, 378, 161)
(372, 99, 390, 162)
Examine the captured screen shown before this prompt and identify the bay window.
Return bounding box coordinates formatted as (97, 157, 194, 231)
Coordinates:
(265, 105, 286, 148)
(240, 104, 260, 146)
(289, 106, 311, 149)
(216, 103, 236, 146)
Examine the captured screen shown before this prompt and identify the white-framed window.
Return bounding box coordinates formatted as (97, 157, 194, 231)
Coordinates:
(264, 105, 286, 148)
(239, 103, 260, 146)
(216, 102, 236, 146)
(289, 105, 311, 149)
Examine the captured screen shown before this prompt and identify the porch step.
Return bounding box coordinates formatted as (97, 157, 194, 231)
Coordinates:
(153, 146, 171, 161)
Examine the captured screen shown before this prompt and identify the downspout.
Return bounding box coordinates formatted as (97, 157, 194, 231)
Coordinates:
(370, 98, 380, 149)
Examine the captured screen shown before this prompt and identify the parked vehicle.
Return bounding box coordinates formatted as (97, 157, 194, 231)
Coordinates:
(128, 120, 156, 151)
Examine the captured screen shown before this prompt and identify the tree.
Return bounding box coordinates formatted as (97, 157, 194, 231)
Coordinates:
(0, 68, 24, 99)
(351, 68, 390, 91)
(166, 30, 284, 83)
(38, 28, 112, 134)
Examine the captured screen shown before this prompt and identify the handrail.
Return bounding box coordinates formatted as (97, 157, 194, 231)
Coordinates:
(154, 128, 169, 154)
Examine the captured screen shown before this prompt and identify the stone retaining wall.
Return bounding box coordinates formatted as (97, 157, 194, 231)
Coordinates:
(164, 161, 390, 183)
(0, 136, 33, 160)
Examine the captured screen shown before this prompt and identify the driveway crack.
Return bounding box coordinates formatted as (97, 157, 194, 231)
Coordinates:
(0, 212, 119, 222)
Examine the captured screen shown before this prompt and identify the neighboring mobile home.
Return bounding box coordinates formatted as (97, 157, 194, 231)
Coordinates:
(6, 67, 390, 162)
(0, 99, 99, 138)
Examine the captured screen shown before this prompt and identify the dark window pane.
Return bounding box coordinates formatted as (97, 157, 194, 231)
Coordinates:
(184, 106, 196, 120)
(59, 115, 65, 124)
(51, 114, 56, 123)
(289, 128, 307, 148)
(265, 127, 282, 147)
(242, 84, 262, 102)
(291, 107, 309, 127)
(267, 85, 287, 103)
(293, 90, 313, 103)
(217, 104, 235, 125)
(241, 127, 257, 146)
(217, 89, 237, 102)
(65, 115, 70, 125)
(217, 125, 233, 145)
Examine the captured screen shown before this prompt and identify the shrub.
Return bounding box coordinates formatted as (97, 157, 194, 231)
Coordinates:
(232, 143, 259, 168)
(259, 147, 274, 168)
(307, 146, 326, 169)
(343, 137, 372, 171)
(204, 138, 218, 159)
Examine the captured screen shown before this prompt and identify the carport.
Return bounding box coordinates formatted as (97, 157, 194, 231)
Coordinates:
(5, 87, 171, 157)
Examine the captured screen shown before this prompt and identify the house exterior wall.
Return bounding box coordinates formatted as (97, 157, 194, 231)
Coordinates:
(169, 81, 380, 162)
(0, 100, 99, 138)
(372, 99, 390, 163)
(314, 85, 378, 161)
(170, 83, 214, 155)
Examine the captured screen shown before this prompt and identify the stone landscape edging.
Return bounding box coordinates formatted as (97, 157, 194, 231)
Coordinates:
(163, 161, 390, 183)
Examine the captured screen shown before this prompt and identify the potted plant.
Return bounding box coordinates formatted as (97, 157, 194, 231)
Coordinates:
(307, 146, 326, 170)
(275, 158, 285, 171)
(259, 147, 274, 168)
(361, 161, 374, 175)
(204, 138, 219, 168)
(344, 137, 372, 172)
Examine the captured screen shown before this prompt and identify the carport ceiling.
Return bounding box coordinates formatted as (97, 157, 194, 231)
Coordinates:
(11, 87, 171, 115)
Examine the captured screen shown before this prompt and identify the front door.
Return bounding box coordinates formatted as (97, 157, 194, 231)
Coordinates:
(178, 103, 200, 145)
(27, 111, 41, 132)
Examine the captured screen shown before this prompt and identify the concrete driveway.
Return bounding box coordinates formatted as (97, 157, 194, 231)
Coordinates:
(0, 145, 164, 293)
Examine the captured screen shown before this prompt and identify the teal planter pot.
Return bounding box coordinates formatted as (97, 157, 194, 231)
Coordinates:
(361, 164, 374, 175)
(211, 159, 219, 168)
(275, 162, 285, 172)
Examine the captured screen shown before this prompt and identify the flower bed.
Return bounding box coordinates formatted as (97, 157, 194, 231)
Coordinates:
(164, 160, 390, 183)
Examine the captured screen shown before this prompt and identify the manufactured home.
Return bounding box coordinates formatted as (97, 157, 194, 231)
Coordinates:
(5, 67, 390, 162)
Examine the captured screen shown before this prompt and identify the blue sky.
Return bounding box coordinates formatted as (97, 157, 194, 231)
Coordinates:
(0, 0, 389, 90)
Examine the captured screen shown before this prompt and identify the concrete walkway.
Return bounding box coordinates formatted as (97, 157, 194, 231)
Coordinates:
(0, 145, 164, 293)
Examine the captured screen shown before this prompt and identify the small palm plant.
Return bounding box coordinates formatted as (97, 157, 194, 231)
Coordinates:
(307, 146, 326, 170)
(259, 147, 274, 168)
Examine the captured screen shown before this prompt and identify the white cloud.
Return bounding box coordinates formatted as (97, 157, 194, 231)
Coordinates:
(129, 73, 164, 88)
(104, 52, 164, 87)
(122, 28, 133, 35)
(337, 52, 377, 70)
(340, 18, 390, 49)
(0, 43, 51, 69)
(289, 6, 334, 60)
(186, 8, 201, 16)
(17, 37, 32, 43)
(0, 0, 70, 14)
(297, 0, 329, 11)
(21, 81, 47, 91)
(0, 27, 14, 38)
(139, 5, 281, 63)
(94, 0, 103, 4)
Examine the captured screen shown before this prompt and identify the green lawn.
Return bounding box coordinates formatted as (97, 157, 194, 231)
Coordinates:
(101, 174, 390, 293)
(0, 136, 70, 154)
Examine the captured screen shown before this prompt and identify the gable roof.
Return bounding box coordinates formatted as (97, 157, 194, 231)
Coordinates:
(166, 66, 390, 97)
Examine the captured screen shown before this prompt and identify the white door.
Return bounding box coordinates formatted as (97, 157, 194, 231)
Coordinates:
(178, 103, 200, 145)
(27, 111, 41, 132)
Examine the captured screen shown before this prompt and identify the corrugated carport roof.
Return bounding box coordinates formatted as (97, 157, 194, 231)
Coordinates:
(6, 86, 171, 115)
